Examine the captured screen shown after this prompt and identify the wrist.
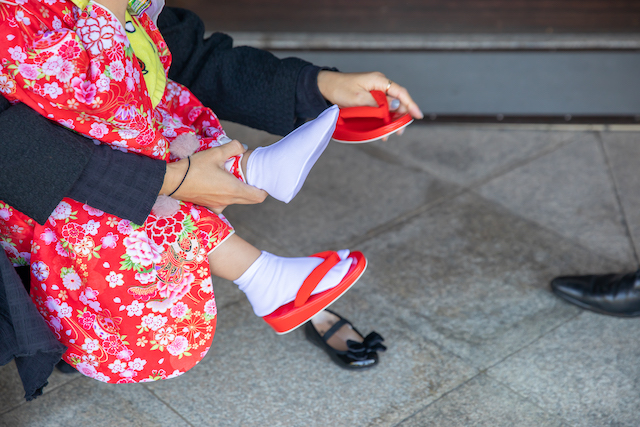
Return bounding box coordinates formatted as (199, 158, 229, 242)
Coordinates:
(160, 159, 189, 196)
(317, 70, 339, 104)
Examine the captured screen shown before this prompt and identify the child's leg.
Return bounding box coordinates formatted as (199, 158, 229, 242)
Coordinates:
(208, 234, 352, 317)
(230, 105, 339, 203)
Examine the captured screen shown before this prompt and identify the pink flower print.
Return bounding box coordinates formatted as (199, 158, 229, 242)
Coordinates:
(116, 378, 135, 384)
(62, 270, 82, 291)
(73, 237, 96, 257)
(200, 277, 213, 294)
(157, 272, 194, 301)
(117, 219, 133, 235)
(71, 76, 97, 104)
(108, 359, 127, 373)
(31, 261, 49, 281)
(55, 241, 69, 257)
(128, 358, 146, 371)
(90, 59, 101, 80)
(83, 205, 104, 216)
(204, 299, 217, 317)
(51, 201, 72, 221)
(76, 14, 118, 55)
(40, 228, 58, 245)
(79, 287, 100, 311)
(149, 315, 167, 331)
(179, 90, 190, 106)
(167, 335, 189, 356)
(78, 311, 96, 330)
(119, 369, 138, 379)
(126, 76, 135, 91)
(135, 269, 157, 285)
(75, 362, 97, 378)
(81, 337, 100, 353)
(114, 93, 138, 121)
(83, 219, 100, 236)
(81, 353, 98, 367)
(124, 230, 163, 267)
(105, 271, 124, 288)
(116, 347, 134, 361)
(170, 302, 189, 319)
(62, 222, 85, 245)
(0, 207, 11, 221)
(89, 122, 108, 139)
(126, 300, 144, 317)
(8, 46, 26, 61)
(17, 63, 38, 80)
(45, 296, 61, 313)
(93, 373, 111, 383)
(43, 82, 63, 99)
(102, 335, 125, 355)
(96, 75, 110, 92)
(154, 326, 176, 346)
(58, 118, 75, 129)
(105, 44, 125, 62)
(0, 75, 16, 95)
(108, 60, 125, 81)
(56, 60, 75, 83)
(101, 232, 119, 249)
(48, 317, 62, 333)
(15, 10, 31, 26)
(59, 40, 82, 60)
(56, 302, 72, 318)
(41, 55, 63, 76)
(135, 128, 156, 146)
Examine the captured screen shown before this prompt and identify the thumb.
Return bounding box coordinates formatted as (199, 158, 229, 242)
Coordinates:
(216, 140, 246, 162)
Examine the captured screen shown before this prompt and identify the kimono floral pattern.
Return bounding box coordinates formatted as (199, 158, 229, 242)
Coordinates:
(0, 0, 241, 383)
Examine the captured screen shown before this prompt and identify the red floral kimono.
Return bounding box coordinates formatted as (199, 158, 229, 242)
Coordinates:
(0, 0, 239, 383)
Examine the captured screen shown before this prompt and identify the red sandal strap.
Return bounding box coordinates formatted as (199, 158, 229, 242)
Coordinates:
(294, 251, 342, 308)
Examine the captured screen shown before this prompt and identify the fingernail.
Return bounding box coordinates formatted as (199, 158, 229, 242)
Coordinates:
(390, 99, 400, 110)
(242, 144, 248, 150)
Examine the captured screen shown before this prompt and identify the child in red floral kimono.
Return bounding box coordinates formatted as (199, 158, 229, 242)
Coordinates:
(0, 0, 366, 383)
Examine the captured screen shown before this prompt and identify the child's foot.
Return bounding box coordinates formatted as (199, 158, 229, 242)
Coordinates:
(234, 248, 351, 317)
(244, 105, 339, 203)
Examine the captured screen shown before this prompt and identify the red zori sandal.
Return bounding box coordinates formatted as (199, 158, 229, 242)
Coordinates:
(332, 90, 414, 144)
(263, 251, 367, 335)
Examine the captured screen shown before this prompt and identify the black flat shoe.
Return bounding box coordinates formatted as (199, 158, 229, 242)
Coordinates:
(55, 360, 77, 374)
(551, 269, 640, 317)
(304, 310, 386, 370)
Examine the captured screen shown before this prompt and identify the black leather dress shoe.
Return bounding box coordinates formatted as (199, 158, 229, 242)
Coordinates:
(551, 269, 640, 317)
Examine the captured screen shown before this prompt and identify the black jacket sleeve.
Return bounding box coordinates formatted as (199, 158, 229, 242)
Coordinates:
(159, 7, 315, 136)
(0, 99, 165, 225)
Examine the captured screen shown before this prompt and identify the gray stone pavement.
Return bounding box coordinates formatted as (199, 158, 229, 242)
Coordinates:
(2, 122, 640, 426)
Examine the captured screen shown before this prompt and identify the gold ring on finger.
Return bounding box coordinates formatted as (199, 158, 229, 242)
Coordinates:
(385, 80, 393, 94)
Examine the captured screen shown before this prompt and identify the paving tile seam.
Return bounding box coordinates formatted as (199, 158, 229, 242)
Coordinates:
(599, 132, 640, 266)
(344, 132, 579, 249)
(0, 375, 84, 418)
(468, 187, 629, 269)
(388, 372, 486, 427)
(463, 136, 579, 191)
(344, 187, 469, 249)
(142, 385, 196, 427)
(482, 372, 578, 427)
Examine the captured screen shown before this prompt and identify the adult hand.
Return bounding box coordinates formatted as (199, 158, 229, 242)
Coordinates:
(317, 71, 424, 121)
(161, 141, 267, 213)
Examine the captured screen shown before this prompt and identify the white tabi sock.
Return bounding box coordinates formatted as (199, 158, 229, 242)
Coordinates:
(234, 249, 352, 317)
(245, 105, 339, 203)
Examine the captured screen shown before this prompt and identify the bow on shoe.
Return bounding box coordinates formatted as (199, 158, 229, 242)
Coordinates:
(344, 332, 386, 360)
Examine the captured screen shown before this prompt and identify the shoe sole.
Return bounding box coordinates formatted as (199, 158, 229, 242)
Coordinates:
(264, 253, 367, 335)
(551, 286, 640, 317)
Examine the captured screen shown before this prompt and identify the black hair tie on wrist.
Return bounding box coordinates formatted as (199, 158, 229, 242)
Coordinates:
(168, 156, 190, 197)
